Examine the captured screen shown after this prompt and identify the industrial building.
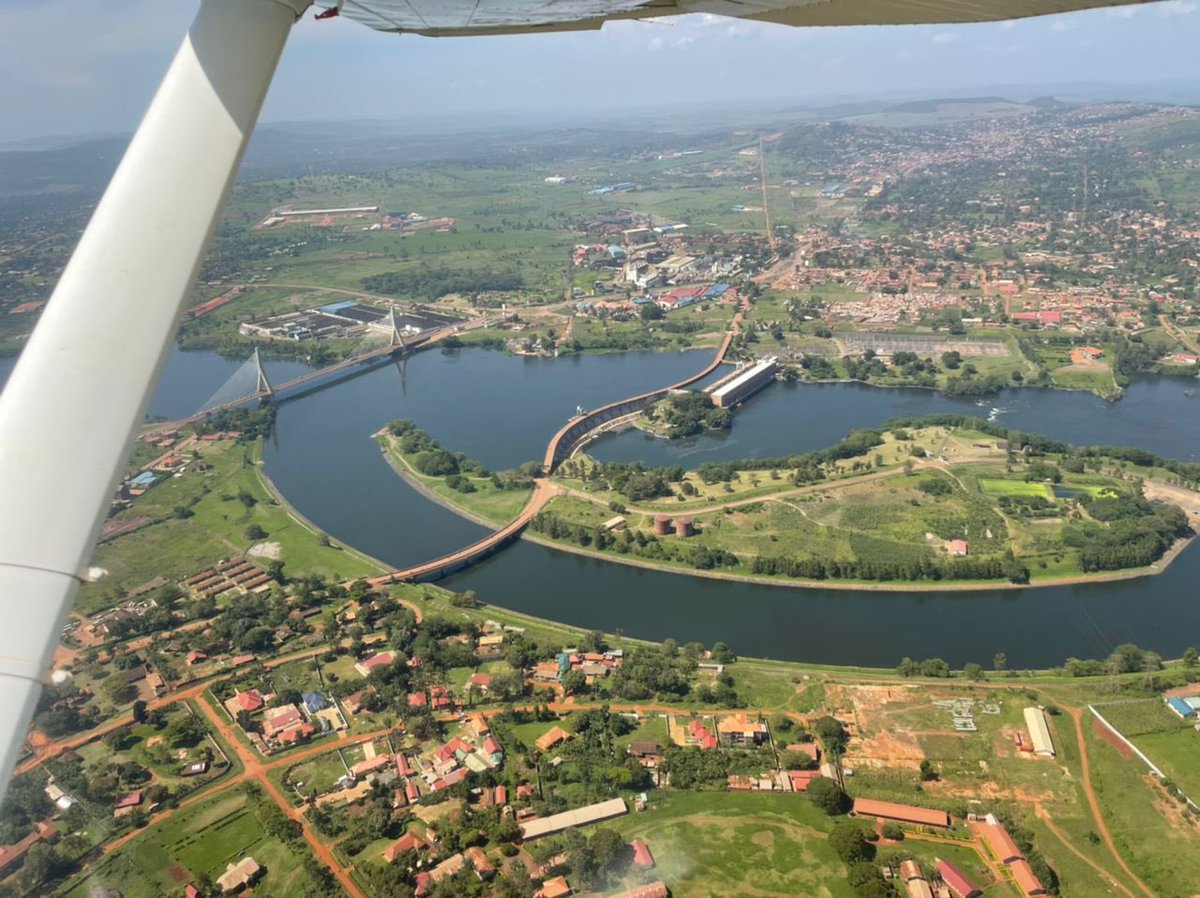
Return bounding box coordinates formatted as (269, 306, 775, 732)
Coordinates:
(850, 798, 951, 828)
(518, 797, 627, 840)
(711, 356, 778, 408)
(1023, 707, 1056, 757)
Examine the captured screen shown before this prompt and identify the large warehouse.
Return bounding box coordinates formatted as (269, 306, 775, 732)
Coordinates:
(1023, 707, 1056, 757)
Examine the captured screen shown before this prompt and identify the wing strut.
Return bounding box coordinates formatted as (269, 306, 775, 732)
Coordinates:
(0, 0, 311, 795)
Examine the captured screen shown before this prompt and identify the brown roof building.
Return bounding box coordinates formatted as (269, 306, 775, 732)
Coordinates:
(851, 798, 950, 828)
(980, 823, 1024, 864)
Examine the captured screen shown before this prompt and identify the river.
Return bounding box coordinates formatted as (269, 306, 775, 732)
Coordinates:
(3, 345, 1199, 668)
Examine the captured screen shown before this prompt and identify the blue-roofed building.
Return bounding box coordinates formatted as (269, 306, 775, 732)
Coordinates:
(128, 471, 157, 490)
(318, 300, 357, 315)
(1166, 696, 1197, 719)
(703, 284, 729, 299)
(302, 691, 330, 714)
(607, 245, 626, 258)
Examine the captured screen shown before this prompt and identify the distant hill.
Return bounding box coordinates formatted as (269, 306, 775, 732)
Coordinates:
(842, 96, 1039, 128)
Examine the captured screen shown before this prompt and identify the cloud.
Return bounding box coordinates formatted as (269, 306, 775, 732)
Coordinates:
(930, 32, 959, 44)
(1049, 18, 1077, 32)
(1157, 0, 1196, 14)
(1106, 5, 1141, 17)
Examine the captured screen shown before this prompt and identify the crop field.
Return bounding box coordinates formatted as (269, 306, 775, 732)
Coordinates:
(1096, 699, 1200, 799)
(978, 479, 1053, 499)
(57, 789, 321, 898)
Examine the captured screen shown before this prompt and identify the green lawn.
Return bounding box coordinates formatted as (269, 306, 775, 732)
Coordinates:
(606, 792, 854, 898)
(978, 479, 1053, 499)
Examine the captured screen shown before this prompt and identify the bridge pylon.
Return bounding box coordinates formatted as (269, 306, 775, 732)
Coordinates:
(252, 347, 273, 399)
(385, 306, 406, 349)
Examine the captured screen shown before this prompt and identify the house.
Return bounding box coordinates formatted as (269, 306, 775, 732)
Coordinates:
(342, 687, 373, 714)
(274, 721, 315, 745)
(216, 856, 261, 893)
(185, 651, 208, 666)
(186, 885, 201, 898)
(900, 859, 923, 881)
(628, 741, 661, 761)
(113, 790, 144, 817)
(787, 741, 821, 763)
(351, 754, 393, 778)
(382, 830, 431, 863)
(301, 691, 329, 714)
(464, 846, 496, 880)
(468, 673, 492, 692)
(936, 859, 982, 898)
(262, 704, 305, 738)
(851, 798, 950, 828)
(906, 879, 934, 898)
(787, 770, 823, 792)
(233, 689, 265, 713)
(180, 760, 210, 777)
(949, 539, 969, 556)
(630, 839, 655, 868)
(537, 875, 572, 898)
(687, 719, 718, 750)
(716, 714, 769, 746)
(354, 650, 397, 677)
(535, 726, 573, 752)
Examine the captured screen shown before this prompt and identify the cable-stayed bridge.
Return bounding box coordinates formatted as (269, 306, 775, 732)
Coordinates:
(150, 310, 486, 433)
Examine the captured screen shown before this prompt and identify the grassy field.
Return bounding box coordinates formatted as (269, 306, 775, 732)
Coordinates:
(606, 792, 855, 898)
(57, 789, 326, 898)
(379, 432, 533, 526)
(1096, 698, 1200, 799)
(77, 439, 383, 614)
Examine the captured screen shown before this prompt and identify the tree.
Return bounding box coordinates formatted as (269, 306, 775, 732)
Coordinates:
(919, 759, 938, 781)
(828, 820, 872, 864)
(1183, 647, 1198, 669)
(993, 652, 1008, 671)
(807, 776, 849, 816)
(132, 700, 149, 724)
(245, 524, 268, 541)
(589, 828, 632, 880)
(963, 662, 984, 681)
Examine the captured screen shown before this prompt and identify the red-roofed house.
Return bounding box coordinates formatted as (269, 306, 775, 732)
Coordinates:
(382, 830, 431, 863)
(535, 726, 573, 752)
(787, 770, 822, 792)
(395, 753, 414, 777)
(687, 719, 717, 750)
(630, 839, 655, 868)
(262, 705, 304, 738)
(468, 673, 493, 692)
(979, 823, 1023, 864)
(234, 689, 264, 713)
(355, 650, 397, 677)
(274, 722, 315, 745)
(407, 691, 428, 708)
(185, 651, 208, 666)
(351, 754, 393, 778)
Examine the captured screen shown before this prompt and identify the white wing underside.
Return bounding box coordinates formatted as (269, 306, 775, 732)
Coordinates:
(338, 0, 1158, 36)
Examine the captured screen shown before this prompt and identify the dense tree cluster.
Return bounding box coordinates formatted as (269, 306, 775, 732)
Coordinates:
(1064, 493, 1190, 572)
(750, 554, 1029, 584)
(362, 268, 523, 301)
(642, 391, 731, 438)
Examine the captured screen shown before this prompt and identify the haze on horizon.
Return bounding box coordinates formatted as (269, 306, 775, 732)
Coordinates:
(0, 0, 1198, 144)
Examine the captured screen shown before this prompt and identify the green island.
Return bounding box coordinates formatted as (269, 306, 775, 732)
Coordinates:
(382, 414, 1200, 589)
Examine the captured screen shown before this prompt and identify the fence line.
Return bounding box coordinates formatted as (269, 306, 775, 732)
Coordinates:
(1088, 703, 1200, 814)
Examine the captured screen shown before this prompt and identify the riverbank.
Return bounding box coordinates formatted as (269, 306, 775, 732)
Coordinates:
(519, 528, 1196, 592)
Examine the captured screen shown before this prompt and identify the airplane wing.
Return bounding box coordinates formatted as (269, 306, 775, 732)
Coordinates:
(336, 0, 1157, 36)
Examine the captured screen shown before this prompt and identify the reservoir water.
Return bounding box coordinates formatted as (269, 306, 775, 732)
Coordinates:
(4, 346, 1199, 668)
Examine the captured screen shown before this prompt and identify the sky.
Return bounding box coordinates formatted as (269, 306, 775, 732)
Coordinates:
(0, 0, 1197, 141)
